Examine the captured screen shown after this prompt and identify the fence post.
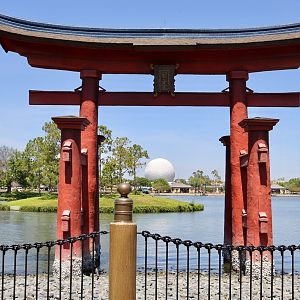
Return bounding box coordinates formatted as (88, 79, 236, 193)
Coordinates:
(109, 183, 136, 300)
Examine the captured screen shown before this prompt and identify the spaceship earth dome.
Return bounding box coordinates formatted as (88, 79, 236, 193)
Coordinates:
(144, 158, 175, 182)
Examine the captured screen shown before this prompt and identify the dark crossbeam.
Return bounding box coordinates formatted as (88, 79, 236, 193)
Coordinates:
(29, 90, 300, 107)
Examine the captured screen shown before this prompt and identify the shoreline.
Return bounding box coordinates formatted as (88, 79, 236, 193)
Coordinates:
(0, 193, 204, 213)
(158, 192, 300, 197)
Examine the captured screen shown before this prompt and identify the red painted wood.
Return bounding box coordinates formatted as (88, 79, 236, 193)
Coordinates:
(247, 92, 300, 107)
(27, 53, 300, 74)
(220, 136, 232, 256)
(29, 91, 300, 107)
(52, 116, 89, 260)
(239, 118, 278, 254)
(228, 71, 248, 248)
(99, 92, 229, 106)
(4, 37, 299, 73)
(29, 90, 81, 105)
(79, 71, 101, 244)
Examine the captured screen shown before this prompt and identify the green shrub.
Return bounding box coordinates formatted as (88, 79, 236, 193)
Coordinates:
(132, 203, 203, 214)
(100, 207, 114, 213)
(99, 203, 203, 214)
(0, 204, 10, 211)
(19, 206, 57, 213)
(0, 191, 40, 201)
(40, 193, 58, 200)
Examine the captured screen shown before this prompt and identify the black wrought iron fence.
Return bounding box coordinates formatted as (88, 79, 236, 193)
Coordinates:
(0, 231, 109, 300)
(1, 230, 300, 299)
(140, 231, 300, 300)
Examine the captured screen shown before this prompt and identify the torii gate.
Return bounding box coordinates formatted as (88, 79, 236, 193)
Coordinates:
(0, 14, 299, 268)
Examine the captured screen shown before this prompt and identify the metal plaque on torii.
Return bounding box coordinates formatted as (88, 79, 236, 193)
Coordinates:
(152, 65, 177, 96)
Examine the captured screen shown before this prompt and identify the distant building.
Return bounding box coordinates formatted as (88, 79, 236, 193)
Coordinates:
(170, 182, 192, 193)
(204, 183, 224, 194)
(271, 184, 288, 194)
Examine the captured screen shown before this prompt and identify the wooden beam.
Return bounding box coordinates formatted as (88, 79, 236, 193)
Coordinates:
(99, 92, 230, 106)
(29, 90, 300, 107)
(247, 92, 300, 107)
(29, 90, 230, 106)
(29, 90, 80, 105)
(28, 54, 300, 74)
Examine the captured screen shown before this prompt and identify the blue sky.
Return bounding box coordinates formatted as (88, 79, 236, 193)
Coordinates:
(0, 1, 299, 180)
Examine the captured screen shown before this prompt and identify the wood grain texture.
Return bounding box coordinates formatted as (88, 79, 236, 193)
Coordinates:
(109, 222, 137, 300)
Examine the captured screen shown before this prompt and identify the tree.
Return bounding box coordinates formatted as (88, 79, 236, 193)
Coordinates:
(287, 178, 300, 193)
(98, 125, 113, 195)
(7, 150, 30, 189)
(130, 177, 152, 192)
(211, 169, 221, 183)
(211, 169, 221, 193)
(175, 178, 187, 184)
(152, 178, 170, 193)
(0, 145, 14, 170)
(202, 175, 211, 195)
(111, 137, 130, 183)
(0, 145, 16, 192)
(98, 125, 113, 156)
(24, 137, 45, 193)
(42, 121, 60, 192)
(101, 157, 119, 194)
(189, 170, 204, 193)
(189, 169, 210, 194)
(189, 176, 201, 193)
(127, 144, 149, 191)
(24, 121, 60, 192)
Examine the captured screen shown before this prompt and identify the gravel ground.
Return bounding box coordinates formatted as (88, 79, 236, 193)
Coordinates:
(1, 272, 300, 299)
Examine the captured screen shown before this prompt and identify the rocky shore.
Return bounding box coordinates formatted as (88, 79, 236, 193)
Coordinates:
(1, 271, 299, 299)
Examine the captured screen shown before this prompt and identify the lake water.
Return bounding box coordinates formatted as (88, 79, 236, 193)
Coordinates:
(0, 195, 299, 273)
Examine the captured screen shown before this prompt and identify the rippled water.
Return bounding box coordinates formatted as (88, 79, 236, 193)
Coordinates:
(0, 195, 299, 273)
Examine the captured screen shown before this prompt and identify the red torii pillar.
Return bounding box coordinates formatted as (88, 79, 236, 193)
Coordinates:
(219, 135, 232, 262)
(80, 70, 101, 241)
(52, 116, 89, 272)
(227, 71, 248, 248)
(239, 117, 278, 271)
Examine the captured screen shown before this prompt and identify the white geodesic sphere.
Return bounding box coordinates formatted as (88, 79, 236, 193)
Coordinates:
(144, 158, 175, 182)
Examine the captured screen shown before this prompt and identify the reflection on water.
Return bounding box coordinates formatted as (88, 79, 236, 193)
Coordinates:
(0, 195, 299, 274)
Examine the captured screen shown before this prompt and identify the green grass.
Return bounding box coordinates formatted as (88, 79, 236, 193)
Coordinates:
(0, 194, 204, 213)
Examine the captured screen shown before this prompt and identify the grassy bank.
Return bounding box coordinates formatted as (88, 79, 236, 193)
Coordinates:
(0, 191, 40, 201)
(0, 193, 203, 213)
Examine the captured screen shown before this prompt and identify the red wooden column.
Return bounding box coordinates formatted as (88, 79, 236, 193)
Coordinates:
(227, 71, 249, 252)
(80, 70, 101, 237)
(239, 117, 278, 275)
(239, 118, 278, 248)
(52, 116, 89, 268)
(219, 135, 232, 262)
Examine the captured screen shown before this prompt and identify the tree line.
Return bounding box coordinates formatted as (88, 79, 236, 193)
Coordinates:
(274, 177, 300, 193)
(0, 120, 227, 194)
(2, 120, 297, 195)
(0, 122, 60, 193)
(0, 121, 149, 193)
(98, 125, 149, 193)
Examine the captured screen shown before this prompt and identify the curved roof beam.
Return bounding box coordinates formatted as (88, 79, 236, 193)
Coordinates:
(1, 14, 300, 73)
(1, 14, 300, 44)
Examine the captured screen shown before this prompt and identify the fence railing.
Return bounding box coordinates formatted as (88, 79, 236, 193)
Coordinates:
(141, 231, 300, 300)
(1, 230, 300, 299)
(0, 231, 109, 300)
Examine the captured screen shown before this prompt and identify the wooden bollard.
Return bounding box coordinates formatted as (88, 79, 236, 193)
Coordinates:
(109, 183, 137, 300)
